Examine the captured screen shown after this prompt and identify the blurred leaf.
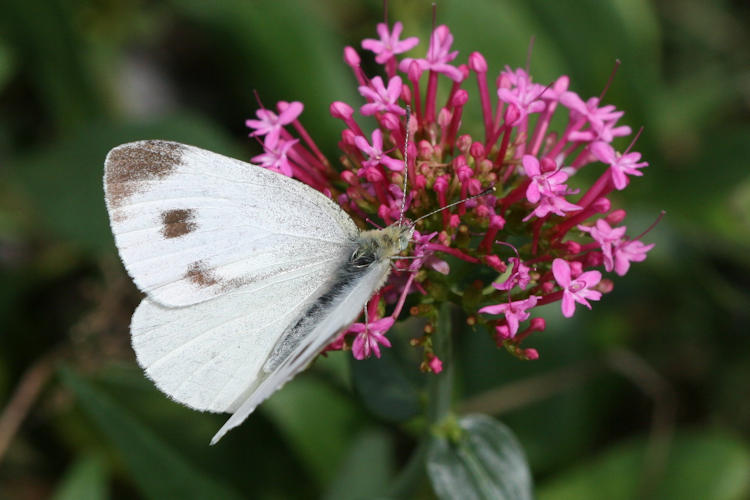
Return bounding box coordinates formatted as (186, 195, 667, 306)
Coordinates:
(351, 345, 420, 421)
(261, 373, 364, 487)
(60, 367, 244, 500)
(427, 414, 533, 500)
(1, 0, 103, 130)
(537, 429, 750, 500)
(51, 455, 109, 500)
(169, 0, 358, 156)
(9, 113, 238, 253)
(0, 39, 15, 93)
(442, 0, 565, 82)
(324, 427, 395, 500)
(90, 363, 317, 498)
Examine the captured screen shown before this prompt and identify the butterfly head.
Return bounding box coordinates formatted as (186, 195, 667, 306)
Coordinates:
(356, 224, 414, 266)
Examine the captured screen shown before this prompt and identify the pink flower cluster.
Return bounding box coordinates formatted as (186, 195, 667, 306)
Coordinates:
(246, 21, 654, 368)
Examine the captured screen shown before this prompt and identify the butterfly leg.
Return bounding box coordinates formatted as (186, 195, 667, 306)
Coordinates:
(363, 301, 369, 332)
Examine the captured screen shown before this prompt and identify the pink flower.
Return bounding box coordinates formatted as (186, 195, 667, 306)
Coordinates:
(494, 257, 531, 291)
(245, 101, 303, 149)
(612, 239, 654, 276)
(552, 259, 602, 318)
(361, 22, 419, 64)
(411, 231, 450, 275)
(354, 129, 404, 171)
(399, 25, 463, 81)
(350, 317, 395, 360)
(591, 141, 648, 190)
(497, 68, 546, 126)
(359, 76, 405, 116)
(479, 295, 539, 337)
(429, 356, 443, 374)
(578, 219, 627, 272)
(560, 94, 630, 142)
(522, 155, 581, 220)
(251, 139, 298, 177)
(246, 18, 653, 366)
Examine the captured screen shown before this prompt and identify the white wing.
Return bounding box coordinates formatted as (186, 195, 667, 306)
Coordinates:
(130, 256, 337, 413)
(210, 258, 392, 445)
(104, 140, 358, 307)
(105, 140, 361, 415)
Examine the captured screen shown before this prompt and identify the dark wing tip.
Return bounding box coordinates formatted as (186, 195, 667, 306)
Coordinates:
(104, 140, 186, 209)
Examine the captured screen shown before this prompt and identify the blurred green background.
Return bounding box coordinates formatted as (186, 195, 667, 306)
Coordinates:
(1, 0, 749, 498)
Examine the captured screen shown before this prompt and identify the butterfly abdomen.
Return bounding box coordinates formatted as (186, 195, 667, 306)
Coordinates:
(263, 227, 408, 373)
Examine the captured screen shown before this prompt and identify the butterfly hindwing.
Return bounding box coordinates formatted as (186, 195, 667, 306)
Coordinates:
(130, 256, 338, 413)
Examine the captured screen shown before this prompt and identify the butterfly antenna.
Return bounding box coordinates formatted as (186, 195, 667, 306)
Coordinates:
(398, 105, 412, 226)
(410, 186, 496, 227)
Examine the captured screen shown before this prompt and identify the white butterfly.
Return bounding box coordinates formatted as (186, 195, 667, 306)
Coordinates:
(104, 140, 413, 444)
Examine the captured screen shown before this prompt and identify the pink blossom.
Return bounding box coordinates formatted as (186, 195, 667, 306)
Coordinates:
(612, 239, 654, 276)
(494, 257, 531, 291)
(411, 231, 450, 275)
(251, 139, 298, 177)
(552, 259, 602, 318)
(399, 25, 463, 81)
(429, 356, 443, 374)
(578, 219, 627, 272)
(354, 129, 404, 171)
(350, 317, 395, 360)
(359, 76, 406, 116)
(479, 295, 539, 337)
(246, 19, 653, 367)
(361, 22, 419, 64)
(245, 101, 303, 149)
(591, 141, 648, 190)
(497, 68, 546, 126)
(522, 155, 581, 220)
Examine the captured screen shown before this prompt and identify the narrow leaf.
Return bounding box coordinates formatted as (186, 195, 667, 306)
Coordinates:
(60, 368, 244, 500)
(51, 455, 108, 500)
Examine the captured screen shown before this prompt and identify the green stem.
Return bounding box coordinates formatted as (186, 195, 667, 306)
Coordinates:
(427, 304, 454, 424)
(388, 304, 455, 498)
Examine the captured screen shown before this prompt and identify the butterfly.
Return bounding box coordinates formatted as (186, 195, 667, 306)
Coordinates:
(104, 140, 413, 444)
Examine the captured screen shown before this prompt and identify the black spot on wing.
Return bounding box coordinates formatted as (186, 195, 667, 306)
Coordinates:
(161, 209, 197, 239)
(186, 261, 218, 288)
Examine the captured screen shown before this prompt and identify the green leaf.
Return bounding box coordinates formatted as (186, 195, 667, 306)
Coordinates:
(0, 0, 103, 130)
(427, 414, 533, 500)
(168, 0, 358, 155)
(51, 455, 109, 500)
(324, 428, 395, 500)
(351, 345, 421, 421)
(537, 430, 750, 500)
(0, 38, 15, 93)
(60, 368, 244, 500)
(261, 373, 363, 487)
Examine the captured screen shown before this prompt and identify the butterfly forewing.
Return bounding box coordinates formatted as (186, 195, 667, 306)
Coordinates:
(104, 140, 358, 307)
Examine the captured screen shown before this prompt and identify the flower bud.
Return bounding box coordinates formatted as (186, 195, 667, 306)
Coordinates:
(344, 46, 360, 67)
(470, 141, 485, 159)
(522, 348, 539, 360)
(530, 317, 546, 331)
(330, 101, 354, 120)
(456, 134, 472, 153)
(468, 51, 488, 73)
(607, 209, 627, 225)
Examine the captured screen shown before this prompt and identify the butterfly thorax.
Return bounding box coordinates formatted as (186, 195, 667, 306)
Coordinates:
(352, 224, 414, 267)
